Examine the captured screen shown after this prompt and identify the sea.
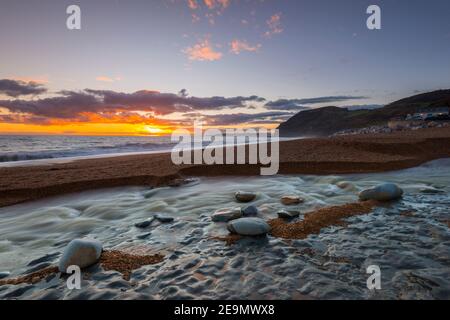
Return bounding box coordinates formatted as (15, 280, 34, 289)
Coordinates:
(0, 134, 286, 166)
(0, 135, 176, 164)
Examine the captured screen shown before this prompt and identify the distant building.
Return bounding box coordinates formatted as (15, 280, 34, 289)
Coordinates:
(406, 107, 449, 121)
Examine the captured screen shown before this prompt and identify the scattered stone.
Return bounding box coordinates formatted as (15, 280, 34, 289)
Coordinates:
(227, 217, 271, 236)
(134, 219, 154, 228)
(212, 207, 243, 222)
(277, 210, 300, 219)
(154, 214, 174, 223)
(359, 183, 403, 201)
(242, 205, 259, 217)
(235, 191, 256, 203)
(281, 195, 304, 205)
(58, 238, 103, 273)
(168, 178, 199, 187)
(336, 181, 354, 190)
(336, 181, 350, 189)
(0, 271, 10, 280)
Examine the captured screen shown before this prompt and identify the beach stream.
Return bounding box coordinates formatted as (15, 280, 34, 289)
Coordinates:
(0, 159, 449, 299)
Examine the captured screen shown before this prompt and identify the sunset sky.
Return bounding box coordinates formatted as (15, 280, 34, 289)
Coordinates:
(0, 0, 449, 135)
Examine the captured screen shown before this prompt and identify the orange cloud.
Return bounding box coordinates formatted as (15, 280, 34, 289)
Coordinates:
(184, 39, 223, 61)
(11, 76, 49, 84)
(230, 40, 261, 54)
(264, 13, 283, 38)
(187, 0, 229, 10)
(203, 0, 214, 9)
(187, 0, 198, 9)
(96, 76, 121, 83)
(204, 0, 229, 10)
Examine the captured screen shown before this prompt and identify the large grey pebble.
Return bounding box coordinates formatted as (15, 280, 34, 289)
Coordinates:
(227, 217, 271, 236)
(277, 210, 300, 219)
(235, 191, 256, 203)
(281, 195, 304, 205)
(242, 205, 259, 217)
(359, 183, 403, 201)
(135, 220, 153, 228)
(212, 208, 242, 222)
(58, 238, 103, 273)
(155, 214, 174, 223)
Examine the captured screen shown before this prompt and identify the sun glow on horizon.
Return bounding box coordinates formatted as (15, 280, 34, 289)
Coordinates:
(0, 122, 174, 136)
(142, 125, 166, 135)
(0, 121, 279, 136)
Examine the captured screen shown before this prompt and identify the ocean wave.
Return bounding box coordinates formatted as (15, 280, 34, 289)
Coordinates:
(0, 142, 175, 163)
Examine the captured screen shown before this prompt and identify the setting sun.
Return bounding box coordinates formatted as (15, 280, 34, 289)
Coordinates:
(142, 125, 166, 135)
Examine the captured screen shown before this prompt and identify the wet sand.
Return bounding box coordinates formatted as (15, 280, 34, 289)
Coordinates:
(268, 200, 377, 239)
(1, 127, 449, 208)
(0, 250, 164, 285)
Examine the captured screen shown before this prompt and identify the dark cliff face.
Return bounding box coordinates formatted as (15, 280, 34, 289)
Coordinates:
(277, 90, 450, 137)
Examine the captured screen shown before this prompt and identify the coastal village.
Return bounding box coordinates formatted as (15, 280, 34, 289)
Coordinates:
(334, 107, 450, 136)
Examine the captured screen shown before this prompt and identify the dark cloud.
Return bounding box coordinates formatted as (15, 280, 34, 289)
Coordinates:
(199, 111, 295, 126)
(265, 95, 368, 109)
(0, 88, 266, 119)
(0, 114, 51, 125)
(0, 81, 371, 127)
(86, 89, 264, 113)
(344, 104, 384, 111)
(0, 79, 47, 97)
(263, 99, 309, 111)
(0, 91, 101, 119)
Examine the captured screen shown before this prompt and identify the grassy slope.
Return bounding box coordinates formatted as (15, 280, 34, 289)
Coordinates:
(278, 90, 450, 136)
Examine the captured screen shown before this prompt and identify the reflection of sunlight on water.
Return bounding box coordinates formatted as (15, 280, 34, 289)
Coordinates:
(0, 159, 449, 299)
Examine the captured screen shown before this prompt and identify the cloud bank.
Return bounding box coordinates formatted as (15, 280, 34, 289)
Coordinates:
(0, 79, 47, 97)
(265, 96, 368, 110)
(0, 79, 373, 128)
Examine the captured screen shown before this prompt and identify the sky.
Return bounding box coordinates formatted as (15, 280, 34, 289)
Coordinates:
(0, 0, 449, 135)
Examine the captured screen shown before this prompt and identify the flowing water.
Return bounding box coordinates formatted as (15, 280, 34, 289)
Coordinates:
(0, 159, 449, 299)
